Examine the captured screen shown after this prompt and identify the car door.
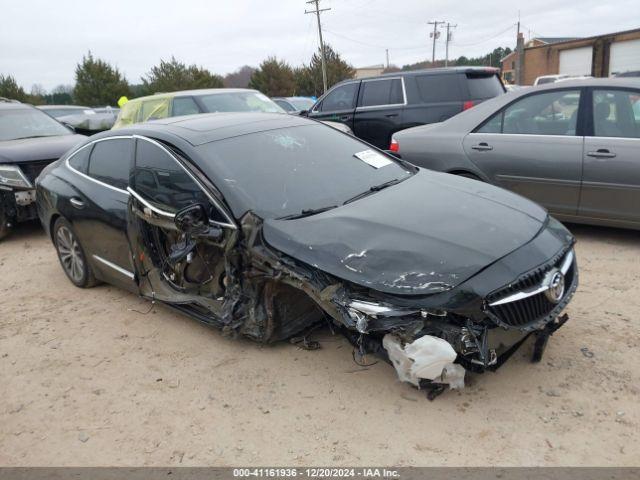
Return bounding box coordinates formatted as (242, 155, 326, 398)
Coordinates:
(353, 77, 406, 149)
(64, 136, 136, 290)
(579, 88, 640, 225)
(307, 81, 360, 131)
(126, 136, 237, 320)
(463, 88, 585, 216)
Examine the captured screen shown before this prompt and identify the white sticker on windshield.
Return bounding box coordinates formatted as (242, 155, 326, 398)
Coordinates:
(354, 150, 393, 169)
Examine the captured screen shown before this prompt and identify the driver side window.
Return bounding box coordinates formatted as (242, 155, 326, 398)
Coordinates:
(132, 139, 217, 218)
(477, 90, 581, 136)
(318, 83, 359, 112)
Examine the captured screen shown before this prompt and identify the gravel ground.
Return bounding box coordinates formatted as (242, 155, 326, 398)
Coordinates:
(0, 221, 638, 466)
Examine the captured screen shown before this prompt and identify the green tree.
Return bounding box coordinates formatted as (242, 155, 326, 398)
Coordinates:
(74, 52, 131, 106)
(0, 75, 27, 102)
(248, 57, 295, 97)
(295, 44, 355, 97)
(142, 57, 223, 94)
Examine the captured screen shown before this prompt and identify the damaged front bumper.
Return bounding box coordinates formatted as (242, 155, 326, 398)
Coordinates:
(331, 246, 578, 396)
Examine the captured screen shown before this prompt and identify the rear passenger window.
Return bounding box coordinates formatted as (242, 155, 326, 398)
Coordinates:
(68, 145, 92, 174)
(172, 97, 200, 117)
(359, 79, 403, 107)
(133, 139, 210, 212)
(592, 90, 640, 138)
(87, 139, 132, 189)
(415, 75, 461, 102)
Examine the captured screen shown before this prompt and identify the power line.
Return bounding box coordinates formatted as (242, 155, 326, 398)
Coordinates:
(305, 0, 331, 94)
(450, 24, 517, 47)
(322, 28, 427, 51)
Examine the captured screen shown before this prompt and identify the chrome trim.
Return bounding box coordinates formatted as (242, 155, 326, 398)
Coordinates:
(133, 135, 237, 229)
(489, 284, 550, 307)
(65, 136, 132, 195)
(127, 186, 175, 219)
(467, 132, 583, 140)
(489, 250, 574, 307)
(560, 249, 574, 275)
(92, 254, 135, 280)
(348, 299, 418, 317)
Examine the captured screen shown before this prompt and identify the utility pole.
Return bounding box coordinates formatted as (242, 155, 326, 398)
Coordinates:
(444, 22, 457, 67)
(385, 49, 390, 69)
(428, 21, 444, 66)
(305, 0, 331, 94)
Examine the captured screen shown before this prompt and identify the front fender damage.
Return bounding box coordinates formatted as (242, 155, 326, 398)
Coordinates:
(143, 211, 571, 398)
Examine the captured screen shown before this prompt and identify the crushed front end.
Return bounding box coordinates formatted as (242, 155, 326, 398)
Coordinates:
(321, 219, 579, 396)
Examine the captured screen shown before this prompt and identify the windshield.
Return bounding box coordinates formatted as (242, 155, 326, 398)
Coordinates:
(0, 108, 72, 141)
(198, 92, 286, 114)
(197, 124, 414, 219)
(289, 98, 315, 110)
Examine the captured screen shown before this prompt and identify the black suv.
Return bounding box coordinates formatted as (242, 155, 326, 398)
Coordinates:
(306, 67, 505, 149)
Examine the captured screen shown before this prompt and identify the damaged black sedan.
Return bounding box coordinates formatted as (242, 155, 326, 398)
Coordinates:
(36, 113, 578, 395)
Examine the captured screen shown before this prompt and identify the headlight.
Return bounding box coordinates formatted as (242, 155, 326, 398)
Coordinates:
(0, 164, 32, 188)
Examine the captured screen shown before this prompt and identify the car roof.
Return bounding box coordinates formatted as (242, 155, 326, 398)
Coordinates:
(106, 111, 312, 146)
(38, 105, 90, 109)
(126, 88, 260, 103)
(530, 77, 640, 89)
(0, 102, 35, 111)
(352, 66, 500, 83)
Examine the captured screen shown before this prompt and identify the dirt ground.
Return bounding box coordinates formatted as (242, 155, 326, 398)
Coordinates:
(1, 220, 638, 466)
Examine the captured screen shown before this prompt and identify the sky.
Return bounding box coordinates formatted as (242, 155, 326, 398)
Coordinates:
(1, 0, 638, 91)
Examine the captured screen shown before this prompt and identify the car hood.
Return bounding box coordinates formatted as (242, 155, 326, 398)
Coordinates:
(0, 134, 85, 164)
(263, 170, 548, 296)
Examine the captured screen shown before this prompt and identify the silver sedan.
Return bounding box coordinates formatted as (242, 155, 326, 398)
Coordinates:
(392, 78, 640, 230)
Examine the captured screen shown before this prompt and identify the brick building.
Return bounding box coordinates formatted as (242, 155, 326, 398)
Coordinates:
(501, 27, 640, 85)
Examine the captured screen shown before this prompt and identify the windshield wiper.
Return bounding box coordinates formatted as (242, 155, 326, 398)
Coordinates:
(343, 178, 403, 205)
(277, 205, 338, 220)
(14, 135, 56, 140)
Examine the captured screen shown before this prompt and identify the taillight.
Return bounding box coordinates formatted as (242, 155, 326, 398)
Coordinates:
(463, 101, 475, 111)
(389, 138, 399, 152)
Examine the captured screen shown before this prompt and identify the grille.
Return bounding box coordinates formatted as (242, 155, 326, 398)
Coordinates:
(487, 250, 575, 328)
(19, 160, 54, 185)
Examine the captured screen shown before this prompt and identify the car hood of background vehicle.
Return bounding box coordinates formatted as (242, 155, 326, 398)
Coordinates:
(263, 170, 548, 296)
(0, 135, 85, 164)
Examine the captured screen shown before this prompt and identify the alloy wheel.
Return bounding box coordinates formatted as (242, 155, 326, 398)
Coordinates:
(56, 226, 85, 283)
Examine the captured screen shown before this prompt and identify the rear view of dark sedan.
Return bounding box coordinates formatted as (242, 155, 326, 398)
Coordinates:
(0, 101, 84, 239)
(36, 113, 577, 397)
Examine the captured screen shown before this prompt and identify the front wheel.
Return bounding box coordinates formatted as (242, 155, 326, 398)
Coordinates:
(53, 218, 98, 288)
(0, 199, 12, 240)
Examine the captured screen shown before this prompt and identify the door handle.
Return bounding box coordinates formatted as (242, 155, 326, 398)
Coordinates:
(587, 149, 616, 158)
(339, 115, 350, 121)
(385, 113, 399, 118)
(69, 197, 85, 209)
(471, 142, 493, 151)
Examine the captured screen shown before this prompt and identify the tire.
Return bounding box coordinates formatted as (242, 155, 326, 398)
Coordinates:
(0, 203, 11, 241)
(53, 217, 98, 288)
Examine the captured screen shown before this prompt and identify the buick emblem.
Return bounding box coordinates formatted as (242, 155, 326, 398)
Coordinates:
(544, 269, 565, 304)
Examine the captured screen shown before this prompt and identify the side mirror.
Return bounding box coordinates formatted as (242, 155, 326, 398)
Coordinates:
(174, 203, 209, 235)
(62, 122, 76, 132)
(298, 110, 309, 116)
